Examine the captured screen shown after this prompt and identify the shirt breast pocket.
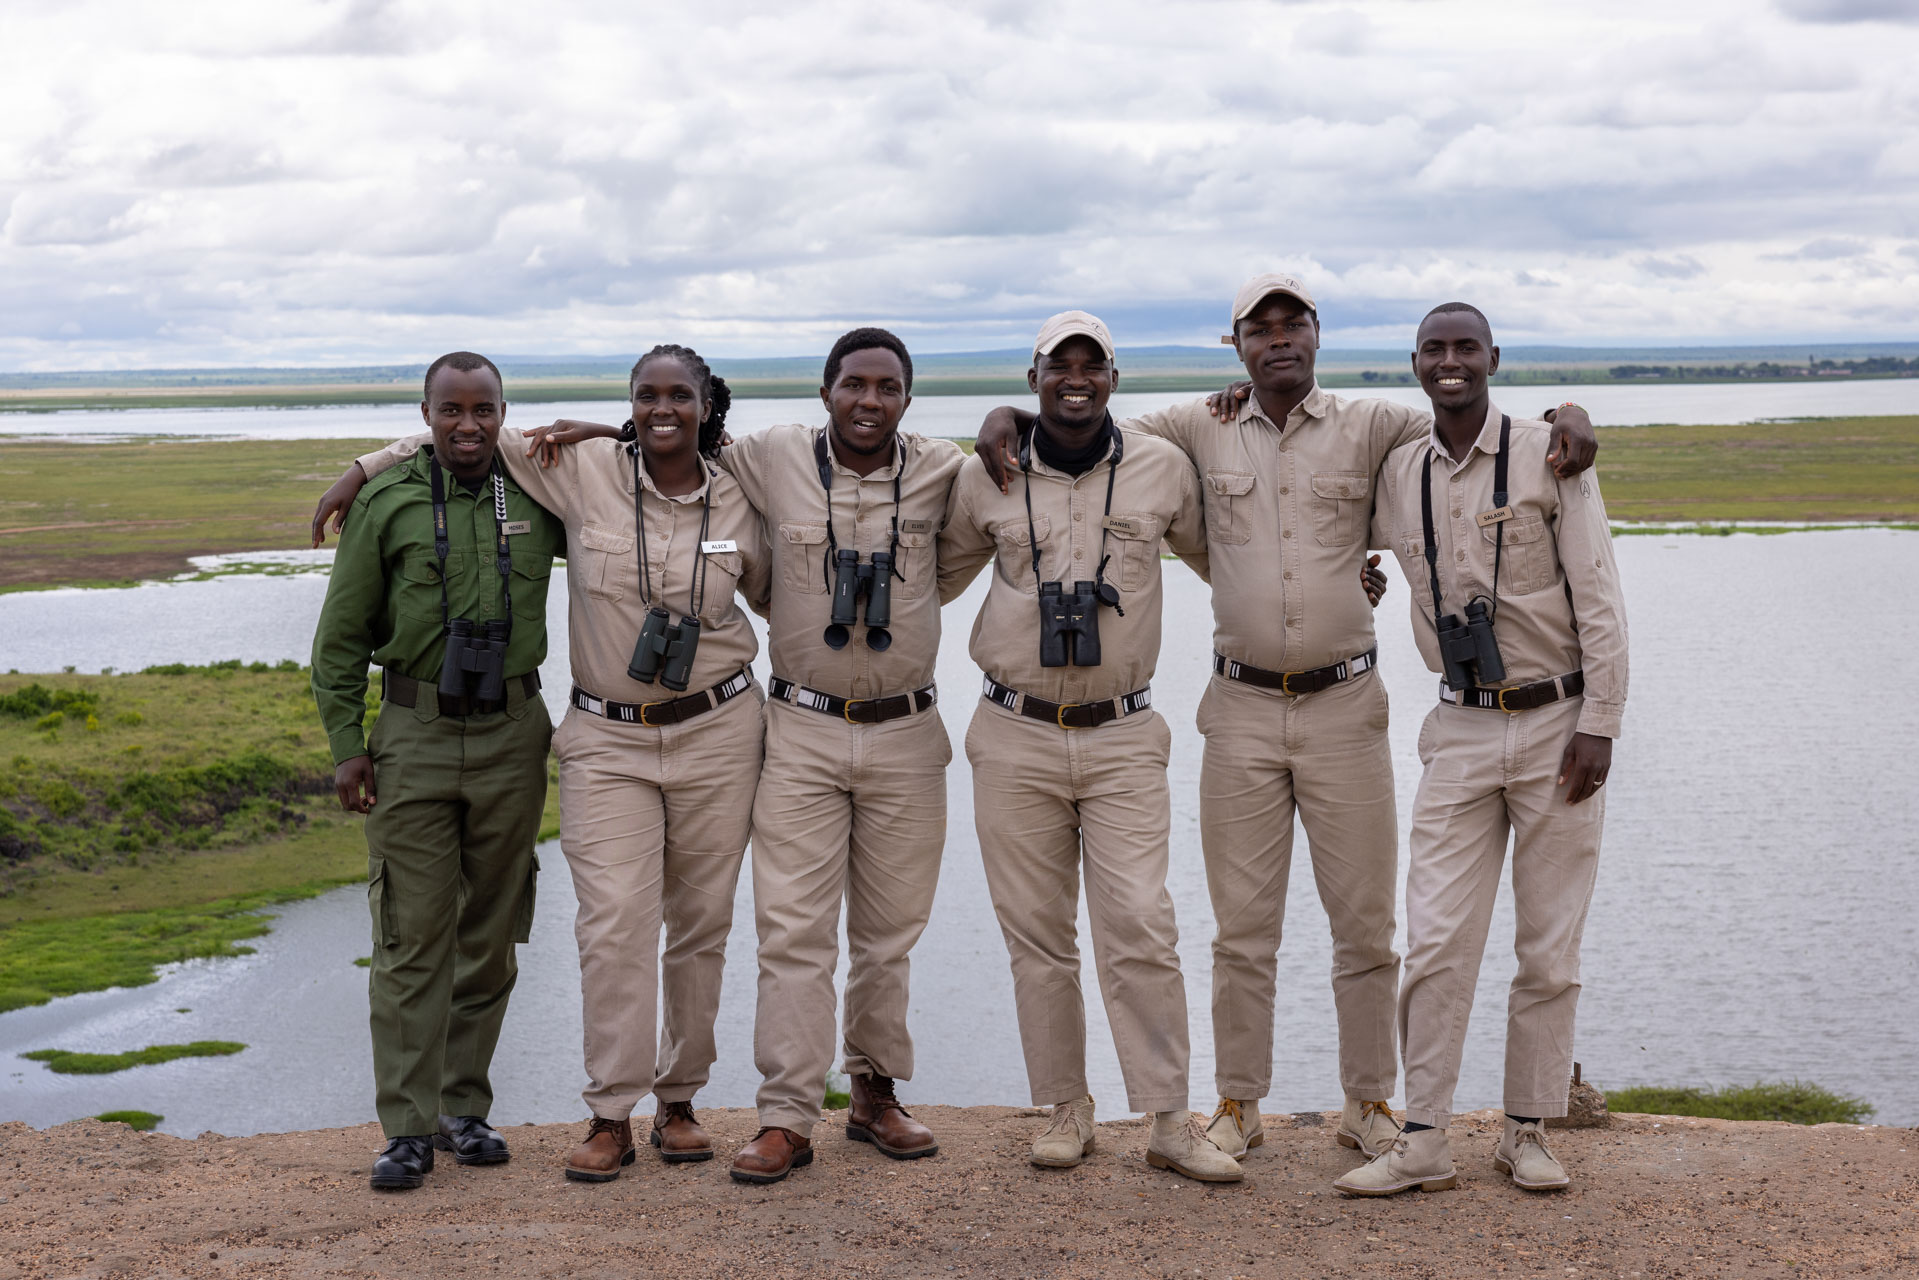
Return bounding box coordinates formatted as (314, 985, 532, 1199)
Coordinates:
(1105, 513, 1162, 592)
(991, 515, 1050, 594)
(399, 548, 463, 621)
(1310, 472, 1371, 547)
(575, 524, 633, 603)
(510, 552, 553, 621)
(778, 522, 829, 595)
(1397, 534, 1435, 613)
(1481, 511, 1554, 595)
(1204, 471, 1255, 546)
(894, 528, 934, 601)
(697, 550, 745, 623)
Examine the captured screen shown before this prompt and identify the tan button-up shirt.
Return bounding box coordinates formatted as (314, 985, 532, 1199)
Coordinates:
(937, 429, 1209, 707)
(1370, 402, 1629, 738)
(1123, 384, 1428, 674)
(718, 424, 966, 700)
(355, 430, 771, 702)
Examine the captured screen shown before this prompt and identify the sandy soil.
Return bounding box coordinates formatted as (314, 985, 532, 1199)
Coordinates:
(1, 1107, 1913, 1280)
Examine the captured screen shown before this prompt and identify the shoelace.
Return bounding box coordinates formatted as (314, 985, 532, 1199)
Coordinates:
(1513, 1125, 1548, 1151)
(585, 1116, 625, 1139)
(866, 1074, 910, 1115)
(659, 1100, 696, 1125)
(1211, 1097, 1248, 1131)
(1041, 1101, 1086, 1139)
(1361, 1100, 1396, 1125)
(1182, 1114, 1214, 1148)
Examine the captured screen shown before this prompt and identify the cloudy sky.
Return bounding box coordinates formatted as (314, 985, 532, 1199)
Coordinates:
(3, 0, 1916, 369)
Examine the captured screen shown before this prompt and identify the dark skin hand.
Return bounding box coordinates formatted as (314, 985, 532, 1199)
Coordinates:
(335, 755, 376, 813)
(1558, 732, 1612, 805)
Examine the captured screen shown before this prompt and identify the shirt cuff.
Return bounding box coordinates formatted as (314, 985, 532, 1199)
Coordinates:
(1575, 700, 1623, 739)
(328, 727, 369, 765)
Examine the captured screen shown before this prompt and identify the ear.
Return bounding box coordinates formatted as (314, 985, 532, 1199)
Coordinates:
(419, 400, 431, 427)
(818, 384, 832, 414)
(1109, 364, 1120, 392)
(1487, 345, 1501, 377)
(1027, 363, 1040, 394)
(1308, 313, 1321, 350)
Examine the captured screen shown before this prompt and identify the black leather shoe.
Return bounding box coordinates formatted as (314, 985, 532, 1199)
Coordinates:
(435, 1114, 510, 1166)
(370, 1135, 435, 1190)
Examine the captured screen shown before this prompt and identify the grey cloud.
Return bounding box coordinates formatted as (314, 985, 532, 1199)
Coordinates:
(1514, 271, 1559, 288)
(4, 190, 141, 246)
(1293, 8, 1374, 56)
(1637, 254, 1707, 279)
(1768, 236, 1873, 259)
(1775, 0, 1919, 23)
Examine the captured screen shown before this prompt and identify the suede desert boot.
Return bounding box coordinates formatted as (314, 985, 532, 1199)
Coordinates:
(1203, 1097, 1263, 1158)
(1145, 1111, 1244, 1183)
(1494, 1117, 1571, 1191)
(1030, 1095, 1097, 1168)
(1333, 1128, 1457, 1196)
(1335, 1098, 1402, 1158)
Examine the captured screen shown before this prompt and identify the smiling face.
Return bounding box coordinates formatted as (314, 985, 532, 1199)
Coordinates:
(821, 346, 911, 458)
(1413, 309, 1500, 413)
(1231, 293, 1319, 400)
(1029, 334, 1116, 431)
(629, 354, 706, 466)
(421, 364, 504, 479)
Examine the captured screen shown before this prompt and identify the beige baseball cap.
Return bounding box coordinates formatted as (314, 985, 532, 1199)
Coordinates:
(1229, 272, 1317, 330)
(1033, 310, 1116, 361)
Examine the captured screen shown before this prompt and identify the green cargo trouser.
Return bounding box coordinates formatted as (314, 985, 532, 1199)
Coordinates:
(365, 685, 551, 1137)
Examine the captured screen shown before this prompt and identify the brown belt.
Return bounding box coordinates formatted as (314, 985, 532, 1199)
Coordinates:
(1214, 647, 1377, 696)
(769, 677, 937, 725)
(1442, 671, 1585, 713)
(382, 668, 541, 718)
(570, 669, 753, 727)
(982, 675, 1152, 730)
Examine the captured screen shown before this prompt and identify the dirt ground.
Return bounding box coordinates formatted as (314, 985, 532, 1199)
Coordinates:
(1, 1107, 1913, 1280)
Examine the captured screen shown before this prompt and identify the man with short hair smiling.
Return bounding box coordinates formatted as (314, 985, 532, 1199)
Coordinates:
(938, 312, 1240, 1183)
(311, 352, 564, 1191)
(1336, 302, 1625, 1197)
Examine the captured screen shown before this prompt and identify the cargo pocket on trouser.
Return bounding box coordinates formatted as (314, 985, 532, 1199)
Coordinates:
(367, 855, 397, 949)
(511, 852, 540, 943)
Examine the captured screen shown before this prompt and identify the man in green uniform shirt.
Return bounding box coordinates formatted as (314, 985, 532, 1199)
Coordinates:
(311, 350, 565, 1191)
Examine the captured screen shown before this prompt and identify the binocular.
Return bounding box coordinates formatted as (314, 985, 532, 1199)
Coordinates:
(824, 548, 894, 651)
(1038, 579, 1117, 668)
(1436, 597, 1505, 689)
(439, 617, 510, 703)
(628, 605, 701, 692)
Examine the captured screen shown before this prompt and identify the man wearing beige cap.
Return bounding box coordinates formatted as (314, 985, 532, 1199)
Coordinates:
(938, 311, 1241, 1183)
(1336, 301, 1624, 1197)
(976, 278, 1596, 1166)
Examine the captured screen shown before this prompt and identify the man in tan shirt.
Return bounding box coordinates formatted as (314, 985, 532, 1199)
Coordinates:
(975, 275, 1598, 1163)
(1337, 302, 1625, 1197)
(938, 311, 1241, 1183)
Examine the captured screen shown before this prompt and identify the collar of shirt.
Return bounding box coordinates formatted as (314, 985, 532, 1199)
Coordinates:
(629, 450, 717, 505)
(821, 427, 904, 482)
(1238, 381, 1330, 436)
(1021, 425, 1120, 483)
(1425, 399, 1506, 475)
(407, 447, 497, 498)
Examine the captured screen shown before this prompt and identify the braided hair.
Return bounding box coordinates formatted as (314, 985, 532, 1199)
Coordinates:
(630, 343, 731, 458)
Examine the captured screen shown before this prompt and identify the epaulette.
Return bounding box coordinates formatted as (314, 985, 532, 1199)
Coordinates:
(357, 460, 423, 505)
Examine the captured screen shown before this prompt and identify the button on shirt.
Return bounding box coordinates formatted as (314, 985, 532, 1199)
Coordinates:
(719, 425, 965, 700)
(1123, 385, 1429, 674)
(1370, 402, 1629, 738)
(937, 429, 1209, 706)
(354, 430, 771, 704)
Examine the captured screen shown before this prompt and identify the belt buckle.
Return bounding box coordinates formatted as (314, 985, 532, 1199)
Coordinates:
(843, 698, 865, 724)
(1055, 701, 1082, 728)
(1279, 670, 1302, 696)
(1496, 686, 1521, 713)
(639, 701, 664, 727)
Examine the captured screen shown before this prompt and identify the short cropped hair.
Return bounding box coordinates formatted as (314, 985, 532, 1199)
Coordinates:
(823, 327, 913, 394)
(1421, 301, 1492, 340)
(423, 351, 503, 401)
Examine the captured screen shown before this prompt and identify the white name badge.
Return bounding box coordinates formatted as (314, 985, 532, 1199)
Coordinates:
(700, 539, 739, 554)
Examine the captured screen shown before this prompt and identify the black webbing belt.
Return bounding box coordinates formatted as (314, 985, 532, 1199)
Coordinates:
(981, 674, 1151, 729)
(769, 676, 936, 724)
(1444, 671, 1584, 713)
(1213, 647, 1377, 696)
(571, 668, 752, 727)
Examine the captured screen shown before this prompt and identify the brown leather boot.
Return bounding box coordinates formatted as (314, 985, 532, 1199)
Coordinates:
(729, 1126, 813, 1184)
(846, 1072, 939, 1159)
(650, 1100, 714, 1163)
(564, 1116, 635, 1183)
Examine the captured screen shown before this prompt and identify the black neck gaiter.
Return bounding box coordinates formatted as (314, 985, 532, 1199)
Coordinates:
(1032, 414, 1115, 477)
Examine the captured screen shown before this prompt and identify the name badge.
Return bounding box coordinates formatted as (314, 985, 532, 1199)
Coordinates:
(699, 539, 738, 554)
(502, 520, 533, 535)
(1102, 516, 1143, 536)
(900, 518, 935, 535)
(1475, 506, 1515, 528)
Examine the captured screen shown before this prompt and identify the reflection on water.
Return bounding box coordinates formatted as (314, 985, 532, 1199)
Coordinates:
(2, 531, 1916, 1135)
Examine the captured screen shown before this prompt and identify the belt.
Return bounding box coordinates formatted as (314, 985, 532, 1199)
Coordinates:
(1214, 647, 1377, 696)
(982, 675, 1152, 729)
(1442, 671, 1585, 713)
(382, 668, 541, 718)
(769, 676, 937, 725)
(571, 668, 754, 727)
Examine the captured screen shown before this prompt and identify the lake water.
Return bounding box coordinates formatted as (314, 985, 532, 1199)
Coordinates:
(4, 377, 1919, 442)
(4, 529, 1916, 1136)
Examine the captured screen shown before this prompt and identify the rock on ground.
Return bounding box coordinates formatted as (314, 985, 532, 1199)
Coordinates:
(0, 1107, 1914, 1279)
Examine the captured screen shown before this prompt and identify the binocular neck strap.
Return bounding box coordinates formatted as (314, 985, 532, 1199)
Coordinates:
(1420, 413, 1511, 632)
(1020, 421, 1124, 614)
(629, 446, 717, 618)
(814, 429, 904, 590)
(427, 448, 514, 638)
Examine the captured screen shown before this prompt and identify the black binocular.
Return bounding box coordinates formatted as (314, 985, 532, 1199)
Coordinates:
(824, 548, 894, 651)
(1436, 597, 1505, 689)
(628, 605, 701, 692)
(1038, 579, 1118, 668)
(439, 617, 510, 703)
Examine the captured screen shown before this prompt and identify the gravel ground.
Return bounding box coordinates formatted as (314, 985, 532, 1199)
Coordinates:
(1, 1107, 1913, 1279)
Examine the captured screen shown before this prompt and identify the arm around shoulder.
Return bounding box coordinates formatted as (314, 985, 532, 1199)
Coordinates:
(1556, 469, 1627, 739)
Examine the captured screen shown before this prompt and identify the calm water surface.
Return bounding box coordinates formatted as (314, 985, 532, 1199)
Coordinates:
(2, 531, 1916, 1134)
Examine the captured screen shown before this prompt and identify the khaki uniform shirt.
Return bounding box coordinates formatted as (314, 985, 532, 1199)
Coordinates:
(1370, 402, 1629, 738)
(717, 425, 966, 699)
(355, 430, 771, 702)
(937, 429, 1209, 706)
(1123, 384, 1428, 674)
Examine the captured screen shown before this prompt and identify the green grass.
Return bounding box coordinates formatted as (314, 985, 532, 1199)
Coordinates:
(823, 1071, 851, 1111)
(93, 1110, 163, 1130)
(1607, 1080, 1875, 1125)
(23, 1040, 246, 1075)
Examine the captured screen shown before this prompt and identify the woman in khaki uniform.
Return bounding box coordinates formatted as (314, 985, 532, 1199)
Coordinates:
(318, 346, 773, 1181)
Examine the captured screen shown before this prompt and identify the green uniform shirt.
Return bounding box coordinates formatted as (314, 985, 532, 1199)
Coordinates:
(312, 448, 566, 765)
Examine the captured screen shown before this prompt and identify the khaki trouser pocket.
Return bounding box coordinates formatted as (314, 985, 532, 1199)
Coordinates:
(511, 852, 540, 943)
(367, 855, 397, 948)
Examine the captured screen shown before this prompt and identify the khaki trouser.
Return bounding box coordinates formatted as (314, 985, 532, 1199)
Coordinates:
(550, 683, 764, 1121)
(965, 699, 1190, 1114)
(1197, 669, 1400, 1102)
(365, 689, 550, 1137)
(1399, 695, 1605, 1128)
(749, 696, 951, 1134)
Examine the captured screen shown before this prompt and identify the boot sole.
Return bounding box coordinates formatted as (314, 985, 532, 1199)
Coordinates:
(432, 1135, 510, 1167)
(368, 1172, 427, 1190)
(1145, 1150, 1244, 1183)
(1492, 1154, 1569, 1191)
(1333, 1172, 1458, 1197)
(650, 1129, 714, 1163)
(564, 1148, 636, 1183)
(845, 1124, 939, 1160)
(1029, 1137, 1096, 1168)
(729, 1147, 814, 1184)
